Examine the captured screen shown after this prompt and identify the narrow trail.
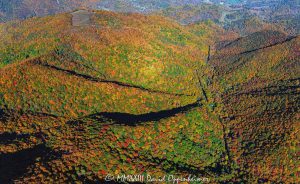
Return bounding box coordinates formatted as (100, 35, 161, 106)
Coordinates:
(194, 69, 208, 102)
(33, 60, 193, 97)
(206, 45, 211, 64)
(239, 35, 298, 55)
(219, 35, 298, 57)
(214, 35, 299, 75)
(202, 46, 234, 171)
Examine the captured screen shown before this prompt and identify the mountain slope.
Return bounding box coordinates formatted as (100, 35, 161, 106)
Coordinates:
(209, 31, 300, 183)
(0, 10, 232, 183)
(1, 10, 219, 95)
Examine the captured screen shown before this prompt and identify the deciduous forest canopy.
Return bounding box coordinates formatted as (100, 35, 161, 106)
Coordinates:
(0, 0, 299, 183)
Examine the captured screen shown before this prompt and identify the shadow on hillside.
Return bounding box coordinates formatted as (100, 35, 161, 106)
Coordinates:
(0, 108, 8, 121)
(0, 144, 62, 183)
(0, 132, 31, 145)
(70, 101, 201, 126)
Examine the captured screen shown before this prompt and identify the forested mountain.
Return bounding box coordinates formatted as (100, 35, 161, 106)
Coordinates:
(0, 1, 299, 183)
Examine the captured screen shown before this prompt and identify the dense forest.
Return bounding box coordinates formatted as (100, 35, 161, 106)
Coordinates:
(0, 1, 299, 183)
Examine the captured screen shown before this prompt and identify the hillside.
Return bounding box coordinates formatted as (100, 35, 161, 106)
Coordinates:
(0, 10, 220, 95)
(209, 31, 300, 183)
(0, 10, 231, 183)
